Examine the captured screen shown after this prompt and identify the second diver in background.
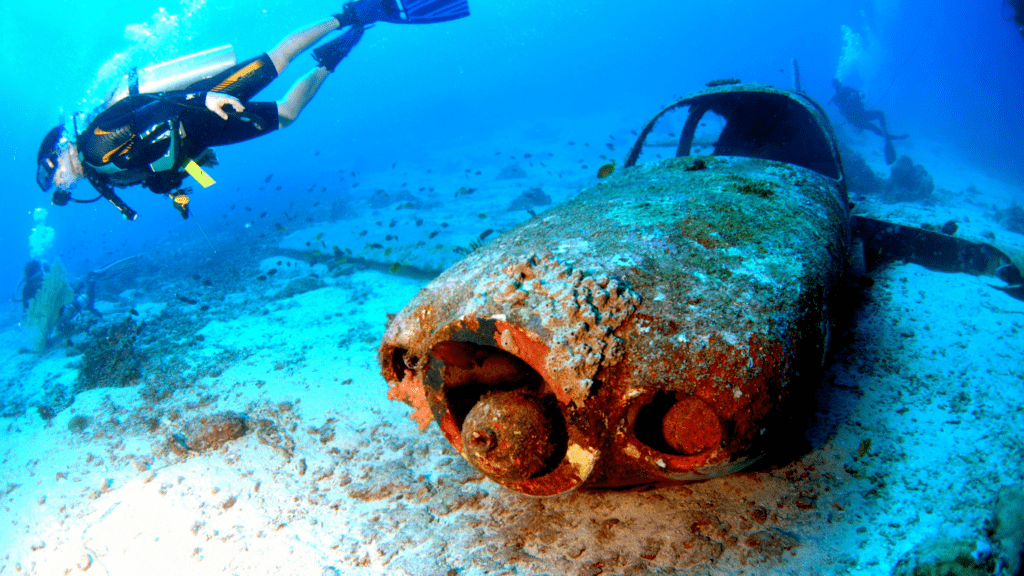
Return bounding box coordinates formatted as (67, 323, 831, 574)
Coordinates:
(35, 0, 471, 220)
(829, 78, 908, 165)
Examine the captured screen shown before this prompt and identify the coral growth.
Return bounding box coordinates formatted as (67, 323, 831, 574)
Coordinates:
(893, 485, 1024, 576)
(481, 254, 641, 405)
(25, 259, 74, 352)
(495, 163, 528, 180)
(883, 156, 935, 203)
(168, 411, 248, 456)
(994, 204, 1024, 235)
(507, 187, 552, 211)
(892, 539, 994, 576)
(838, 143, 883, 194)
(77, 317, 144, 391)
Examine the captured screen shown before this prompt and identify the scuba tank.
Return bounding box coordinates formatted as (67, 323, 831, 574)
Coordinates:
(107, 45, 237, 104)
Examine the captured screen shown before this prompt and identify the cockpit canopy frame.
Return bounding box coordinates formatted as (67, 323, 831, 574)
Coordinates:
(625, 82, 846, 183)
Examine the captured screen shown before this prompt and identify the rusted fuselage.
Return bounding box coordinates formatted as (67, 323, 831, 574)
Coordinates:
(380, 83, 851, 496)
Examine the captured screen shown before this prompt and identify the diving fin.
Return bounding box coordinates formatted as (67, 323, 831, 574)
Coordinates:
(883, 133, 909, 165)
(884, 137, 897, 165)
(337, 0, 469, 26)
(313, 24, 365, 72)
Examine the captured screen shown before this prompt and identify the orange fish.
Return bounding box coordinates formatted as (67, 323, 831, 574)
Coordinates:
(597, 161, 616, 179)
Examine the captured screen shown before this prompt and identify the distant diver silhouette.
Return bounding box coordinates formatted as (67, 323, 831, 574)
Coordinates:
(1005, 0, 1024, 40)
(829, 78, 908, 165)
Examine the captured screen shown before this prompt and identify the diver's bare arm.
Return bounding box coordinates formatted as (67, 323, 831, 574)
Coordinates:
(268, 18, 341, 74)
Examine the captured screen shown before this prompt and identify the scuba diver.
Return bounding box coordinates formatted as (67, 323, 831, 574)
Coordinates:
(36, 0, 470, 221)
(829, 78, 908, 165)
(21, 260, 46, 310)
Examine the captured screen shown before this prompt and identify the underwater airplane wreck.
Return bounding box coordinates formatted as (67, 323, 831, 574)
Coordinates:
(378, 80, 1024, 497)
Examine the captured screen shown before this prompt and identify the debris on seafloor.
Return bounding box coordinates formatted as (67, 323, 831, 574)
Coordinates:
(77, 317, 144, 391)
(167, 411, 248, 457)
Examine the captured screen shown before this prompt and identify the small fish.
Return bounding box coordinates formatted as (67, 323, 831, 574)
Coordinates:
(368, 243, 383, 249)
(389, 262, 402, 274)
(415, 218, 423, 227)
(256, 275, 267, 281)
(429, 230, 439, 238)
(478, 213, 487, 219)
(359, 230, 368, 236)
(597, 161, 617, 179)
(385, 235, 395, 241)
(315, 232, 324, 240)
(267, 269, 278, 276)
(129, 308, 139, 316)
(176, 295, 199, 304)
(857, 438, 872, 459)
(275, 185, 282, 191)
(441, 222, 449, 228)
(524, 153, 532, 158)
(265, 174, 273, 183)
(260, 211, 267, 218)
(384, 248, 392, 257)
(275, 223, 286, 232)
(332, 246, 343, 256)
(479, 229, 494, 241)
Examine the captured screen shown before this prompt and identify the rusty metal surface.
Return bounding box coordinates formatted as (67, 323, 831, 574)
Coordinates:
(380, 146, 850, 495)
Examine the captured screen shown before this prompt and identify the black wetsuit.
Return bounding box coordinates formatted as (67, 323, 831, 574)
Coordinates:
(76, 54, 281, 219)
(829, 78, 907, 164)
(22, 261, 44, 310)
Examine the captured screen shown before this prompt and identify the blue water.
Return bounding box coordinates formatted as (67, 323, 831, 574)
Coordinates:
(1, 0, 1021, 293)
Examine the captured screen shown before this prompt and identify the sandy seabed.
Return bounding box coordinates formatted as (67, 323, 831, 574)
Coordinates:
(2, 124, 1024, 576)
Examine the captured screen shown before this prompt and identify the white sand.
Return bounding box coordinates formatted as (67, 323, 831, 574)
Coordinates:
(2, 127, 1023, 575)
